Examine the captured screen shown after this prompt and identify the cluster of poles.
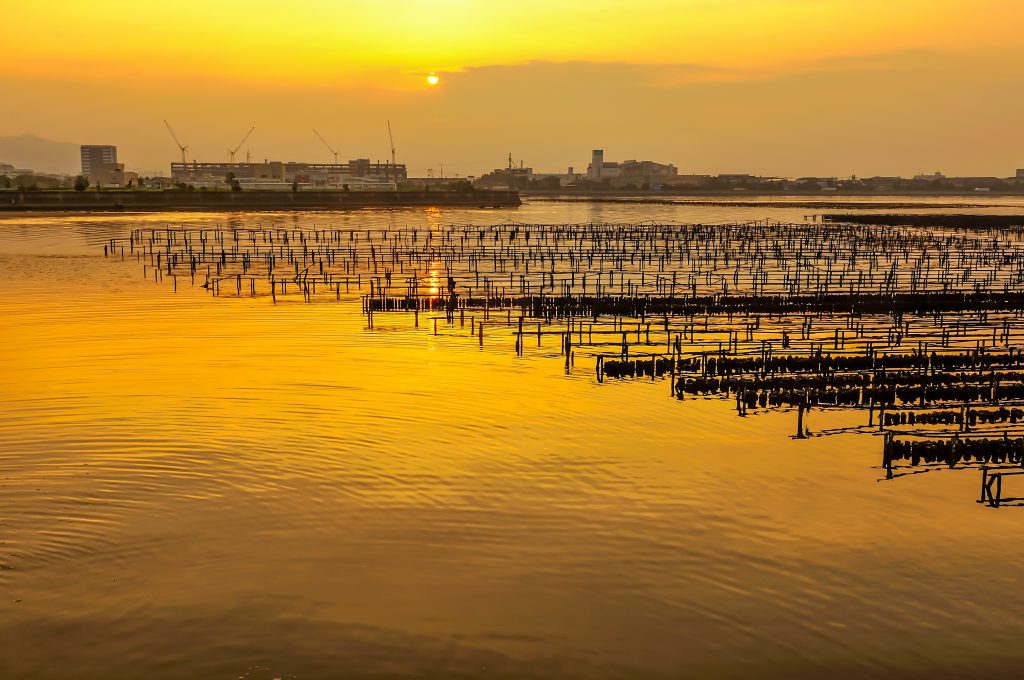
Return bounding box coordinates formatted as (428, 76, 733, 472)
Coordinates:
(107, 219, 1024, 485)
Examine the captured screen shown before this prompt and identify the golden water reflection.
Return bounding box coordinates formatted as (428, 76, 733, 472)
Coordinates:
(3, 202, 1024, 678)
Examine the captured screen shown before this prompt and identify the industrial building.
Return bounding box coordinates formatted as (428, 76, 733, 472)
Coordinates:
(81, 145, 125, 186)
(586, 149, 677, 185)
(0, 163, 34, 177)
(170, 160, 407, 190)
(474, 152, 582, 189)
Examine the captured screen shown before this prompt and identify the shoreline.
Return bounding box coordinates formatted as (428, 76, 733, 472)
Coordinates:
(523, 189, 1024, 198)
(523, 193, 1024, 209)
(2, 192, 1022, 219)
(0, 188, 521, 213)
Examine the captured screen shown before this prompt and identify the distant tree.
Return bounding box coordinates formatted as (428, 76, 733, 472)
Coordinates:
(12, 174, 62, 190)
(526, 176, 561, 191)
(137, 177, 146, 188)
(224, 172, 236, 186)
(230, 179, 242, 192)
(291, 180, 299, 192)
(342, 183, 350, 192)
(174, 182, 188, 190)
(448, 179, 474, 192)
(472, 170, 505, 189)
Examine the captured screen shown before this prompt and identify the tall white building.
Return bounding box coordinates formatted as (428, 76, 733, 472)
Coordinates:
(588, 150, 605, 180)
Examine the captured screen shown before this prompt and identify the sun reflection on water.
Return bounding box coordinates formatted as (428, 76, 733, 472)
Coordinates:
(428, 264, 441, 298)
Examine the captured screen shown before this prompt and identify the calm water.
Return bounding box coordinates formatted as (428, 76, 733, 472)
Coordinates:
(3, 197, 1024, 679)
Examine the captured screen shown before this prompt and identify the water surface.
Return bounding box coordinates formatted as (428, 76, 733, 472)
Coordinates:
(2, 198, 1024, 679)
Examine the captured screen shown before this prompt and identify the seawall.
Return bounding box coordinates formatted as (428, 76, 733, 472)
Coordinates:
(0, 189, 521, 212)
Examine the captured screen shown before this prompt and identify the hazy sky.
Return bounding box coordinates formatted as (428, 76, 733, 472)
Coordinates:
(5, 0, 1023, 177)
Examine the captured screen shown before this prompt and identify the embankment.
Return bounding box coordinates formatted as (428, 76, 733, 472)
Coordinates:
(0, 189, 521, 212)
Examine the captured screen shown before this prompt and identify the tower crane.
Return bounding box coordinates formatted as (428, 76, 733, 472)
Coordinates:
(163, 120, 189, 163)
(387, 120, 397, 166)
(228, 126, 255, 163)
(313, 129, 340, 164)
(386, 120, 397, 182)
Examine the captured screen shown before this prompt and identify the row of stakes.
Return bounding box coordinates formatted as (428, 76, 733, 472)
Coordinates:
(105, 220, 1024, 489)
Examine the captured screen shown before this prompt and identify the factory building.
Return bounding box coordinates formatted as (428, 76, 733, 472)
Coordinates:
(170, 160, 407, 189)
(586, 149, 677, 186)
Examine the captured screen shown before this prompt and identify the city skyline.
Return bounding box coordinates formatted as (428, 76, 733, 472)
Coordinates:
(2, 132, 1023, 184)
(4, 0, 1023, 178)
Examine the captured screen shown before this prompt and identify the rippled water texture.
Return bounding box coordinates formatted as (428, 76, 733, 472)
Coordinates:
(3, 198, 1024, 679)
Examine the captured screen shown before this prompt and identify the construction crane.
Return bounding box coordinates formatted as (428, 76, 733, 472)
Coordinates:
(387, 120, 397, 167)
(313, 129, 339, 164)
(163, 120, 189, 163)
(228, 126, 255, 163)
(386, 121, 397, 182)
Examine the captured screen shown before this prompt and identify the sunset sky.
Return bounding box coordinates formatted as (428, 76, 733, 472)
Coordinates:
(5, 0, 1023, 177)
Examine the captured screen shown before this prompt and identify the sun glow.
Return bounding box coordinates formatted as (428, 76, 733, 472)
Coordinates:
(427, 73, 440, 86)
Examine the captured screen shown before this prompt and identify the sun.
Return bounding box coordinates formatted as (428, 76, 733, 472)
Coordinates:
(426, 73, 440, 86)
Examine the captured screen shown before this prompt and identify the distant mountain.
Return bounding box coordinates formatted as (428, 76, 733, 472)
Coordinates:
(0, 134, 80, 174)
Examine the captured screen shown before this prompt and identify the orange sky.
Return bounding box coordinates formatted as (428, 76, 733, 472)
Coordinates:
(4, 0, 1023, 177)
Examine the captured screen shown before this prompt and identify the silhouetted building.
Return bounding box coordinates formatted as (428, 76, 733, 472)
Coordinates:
(170, 160, 406, 189)
(588, 150, 605, 180)
(80, 145, 115, 175)
(81, 145, 124, 186)
(587, 149, 677, 185)
(670, 174, 714, 187)
(0, 162, 34, 176)
(718, 174, 756, 184)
